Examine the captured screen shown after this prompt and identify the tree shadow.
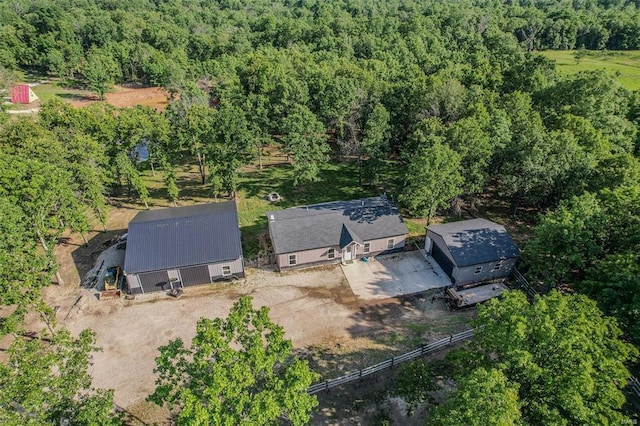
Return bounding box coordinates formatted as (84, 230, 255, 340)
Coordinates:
(70, 228, 128, 289)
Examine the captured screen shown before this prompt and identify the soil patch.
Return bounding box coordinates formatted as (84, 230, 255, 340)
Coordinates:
(69, 86, 170, 110)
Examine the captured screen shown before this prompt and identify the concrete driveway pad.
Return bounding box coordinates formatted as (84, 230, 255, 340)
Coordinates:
(341, 251, 451, 300)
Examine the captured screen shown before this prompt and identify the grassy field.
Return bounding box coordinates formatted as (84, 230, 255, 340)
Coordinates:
(541, 50, 640, 90)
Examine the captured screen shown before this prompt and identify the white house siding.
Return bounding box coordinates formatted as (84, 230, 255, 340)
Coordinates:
(277, 246, 341, 270)
(208, 258, 245, 279)
(276, 234, 406, 271)
(452, 258, 518, 285)
(365, 234, 406, 254)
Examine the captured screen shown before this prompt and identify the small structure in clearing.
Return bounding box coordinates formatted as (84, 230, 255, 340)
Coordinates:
(10, 84, 39, 104)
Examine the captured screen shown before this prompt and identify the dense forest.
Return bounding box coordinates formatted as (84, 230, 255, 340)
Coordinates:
(1, 0, 640, 424)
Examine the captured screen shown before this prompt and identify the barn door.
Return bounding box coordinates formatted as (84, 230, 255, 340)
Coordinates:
(138, 270, 170, 293)
(431, 244, 455, 281)
(179, 265, 211, 287)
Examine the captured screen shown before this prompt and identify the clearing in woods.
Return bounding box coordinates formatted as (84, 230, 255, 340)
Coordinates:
(541, 49, 640, 90)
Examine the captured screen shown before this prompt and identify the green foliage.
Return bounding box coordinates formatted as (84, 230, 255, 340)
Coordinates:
(0, 329, 120, 425)
(430, 368, 522, 426)
(469, 291, 637, 425)
(149, 296, 318, 425)
(392, 360, 436, 415)
(399, 141, 463, 223)
(82, 48, 120, 100)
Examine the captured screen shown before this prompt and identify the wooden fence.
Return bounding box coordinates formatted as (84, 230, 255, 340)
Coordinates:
(512, 267, 538, 300)
(307, 329, 475, 395)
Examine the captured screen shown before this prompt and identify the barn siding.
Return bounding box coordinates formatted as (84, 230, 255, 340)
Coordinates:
(453, 258, 518, 285)
(208, 258, 244, 280)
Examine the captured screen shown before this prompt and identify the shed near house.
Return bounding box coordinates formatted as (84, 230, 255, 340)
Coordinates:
(267, 196, 409, 271)
(425, 218, 520, 285)
(10, 84, 39, 104)
(123, 201, 244, 294)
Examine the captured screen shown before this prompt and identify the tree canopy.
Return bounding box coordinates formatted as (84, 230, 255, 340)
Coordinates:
(149, 296, 318, 425)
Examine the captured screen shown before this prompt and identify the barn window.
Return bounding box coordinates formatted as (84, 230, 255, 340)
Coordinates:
(364, 242, 370, 253)
(328, 248, 335, 259)
(475, 266, 483, 274)
(222, 265, 231, 276)
(387, 239, 395, 250)
(289, 254, 297, 266)
(493, 262, 502, 271)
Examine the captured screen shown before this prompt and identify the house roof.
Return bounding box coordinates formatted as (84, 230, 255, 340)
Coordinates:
(427, 218, 520, 267)
(266, 196, 408, 254)
(124, 201, 242, 274)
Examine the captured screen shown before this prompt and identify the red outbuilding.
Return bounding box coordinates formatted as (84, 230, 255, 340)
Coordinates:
(10, 84, 39, 104)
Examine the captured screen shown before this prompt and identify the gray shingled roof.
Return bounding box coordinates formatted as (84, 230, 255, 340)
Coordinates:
(427, 218, 520, 267)
(124, 201, 242, 274)
(266, 196, 408, 254)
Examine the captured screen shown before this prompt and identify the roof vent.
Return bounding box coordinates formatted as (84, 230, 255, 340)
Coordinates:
(269, 214, 275, 222)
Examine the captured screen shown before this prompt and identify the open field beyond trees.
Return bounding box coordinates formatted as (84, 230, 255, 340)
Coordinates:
(541, 50, 640, 90)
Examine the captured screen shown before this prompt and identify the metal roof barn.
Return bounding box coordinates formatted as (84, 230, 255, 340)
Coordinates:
(124, 201, 243, 284)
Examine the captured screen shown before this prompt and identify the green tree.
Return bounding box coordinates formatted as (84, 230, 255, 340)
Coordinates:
(361, 102, 390, 185)
(0, 329, 120, 425)
(281, 105, 329, 187)
(392, 360, 436, 415)
(149, 296, 318, 425)
(82, 48, 120, 101)
(430, 368, 522, 426)
(468, 291, 637, 425)
(399, 141, 463, 224)
(582, 252, 640, 344)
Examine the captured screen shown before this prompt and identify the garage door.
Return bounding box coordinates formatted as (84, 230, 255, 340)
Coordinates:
(138, 270, 170, 293)
(431, 244, 455, 281)
(179, 265, 211, 287)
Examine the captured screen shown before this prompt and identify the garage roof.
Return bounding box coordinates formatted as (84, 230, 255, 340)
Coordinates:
(124, 201, 242, 274)
(266, 196, 408, 254)
(427, 218, 520, 267)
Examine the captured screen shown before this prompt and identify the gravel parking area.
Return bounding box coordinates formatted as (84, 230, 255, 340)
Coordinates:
(61, 266, 357, 408)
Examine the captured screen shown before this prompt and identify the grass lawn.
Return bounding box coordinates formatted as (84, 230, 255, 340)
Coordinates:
(541, 50, 640, 90)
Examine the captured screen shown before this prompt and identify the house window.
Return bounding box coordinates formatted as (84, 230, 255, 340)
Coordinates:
(475, 266, 483, 274)
(364, 242, 370, 253)
(328, 248, 335, 259)
(493, 262, 502, 271)
(288, 254, 297, 266)
(387, 239, 395, 250)
(222, 265, 231, 276)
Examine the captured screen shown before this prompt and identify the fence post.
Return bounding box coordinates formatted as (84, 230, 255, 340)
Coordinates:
(449, 335, 453, 345)
(391, 356, 394, 368)
(325, 380, 329, 392)
(421, 343, 426, 355)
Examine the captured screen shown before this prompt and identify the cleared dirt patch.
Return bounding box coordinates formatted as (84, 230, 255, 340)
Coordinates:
(69, 85, 170, 110)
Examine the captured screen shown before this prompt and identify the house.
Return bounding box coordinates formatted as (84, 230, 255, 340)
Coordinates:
(123, 201, 244, 294)
(266, 196, 409, 271)
(10, 84, 39, 104)
(425, 218, 519, 285)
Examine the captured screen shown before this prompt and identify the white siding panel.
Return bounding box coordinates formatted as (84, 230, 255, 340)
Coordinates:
(208, 258, 244, 278)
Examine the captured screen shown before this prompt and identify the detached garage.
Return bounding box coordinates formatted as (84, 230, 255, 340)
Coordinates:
(123, 201, 244, 294)
(425, 219, 520, 285)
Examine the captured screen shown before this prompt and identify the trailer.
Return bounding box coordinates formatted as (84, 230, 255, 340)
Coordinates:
(445, 281, 508, 309)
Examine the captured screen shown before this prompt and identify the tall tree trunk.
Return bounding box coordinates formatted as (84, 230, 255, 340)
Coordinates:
(358, 151, 363, 186)
(81, 233, 88, 246)
(258, 146, 263, 170)
(55, 270, 64, 285)
(150, 161, 155, 176)
(96, 209, 107, 232)
(196, 151, 206, 185)
(144, 200, 149, 209)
